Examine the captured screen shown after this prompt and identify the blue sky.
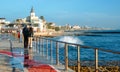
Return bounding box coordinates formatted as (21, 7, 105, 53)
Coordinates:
(0, 0, 120, 29)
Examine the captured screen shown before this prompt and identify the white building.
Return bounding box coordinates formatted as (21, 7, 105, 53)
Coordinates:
(0, 18, 10, 30)
(0, 18, 5, 23)
(19, 7, 46, 32)
(72, 25, 81, 30)
(14, 7, 47, 32)
(26, 7, 39, 24)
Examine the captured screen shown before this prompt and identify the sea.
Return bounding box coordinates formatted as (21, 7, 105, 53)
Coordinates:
(49, 30, 120, 65)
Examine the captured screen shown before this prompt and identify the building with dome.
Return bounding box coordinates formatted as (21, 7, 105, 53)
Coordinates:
(17, 7, 47, 32)
(23, 7, 46, 32)
(26, 7, 39, 24)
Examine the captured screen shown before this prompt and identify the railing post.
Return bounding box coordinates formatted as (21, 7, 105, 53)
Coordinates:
(40, 37, 42, 55)
(37, 37, 38, 52)
(50, 40, 52, 63)
(9, 40, 13, 56)
(42, 38, 44, 56)
(39, 37, 40, 53)
(46, 39, 48, 59)
(36, 37, 37, 52)
(9, 40, 16, 72)
(65, 43, 68, 71)
(77, 45, 80, 72)
(95, 48, 98, 72)
(56, 42, 59, 65)
(41, 38, 43, 56)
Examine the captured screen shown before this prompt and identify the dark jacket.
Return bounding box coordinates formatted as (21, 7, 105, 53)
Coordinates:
(22, 26, 29, 37)
(28, 27, 34, 37)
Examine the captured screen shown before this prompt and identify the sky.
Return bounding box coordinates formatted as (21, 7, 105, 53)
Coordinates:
(0, 0, 120, 29)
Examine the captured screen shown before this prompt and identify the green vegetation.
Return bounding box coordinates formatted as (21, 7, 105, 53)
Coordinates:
(46, 23, 54, 29)
(55, 27, 60, 31)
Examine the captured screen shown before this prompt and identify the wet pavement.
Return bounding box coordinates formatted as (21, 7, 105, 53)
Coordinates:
(0, 33, 27, 72)
(0, 33, 74, 72)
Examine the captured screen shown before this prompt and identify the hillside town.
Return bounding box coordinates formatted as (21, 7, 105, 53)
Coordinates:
(0, 7, 110, 36)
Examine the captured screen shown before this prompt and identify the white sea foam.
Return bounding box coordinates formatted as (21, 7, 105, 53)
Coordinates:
(58, 36, 84, 47)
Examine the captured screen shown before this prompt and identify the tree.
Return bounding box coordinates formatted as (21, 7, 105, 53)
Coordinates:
(40, 16, 44, 20)
(55, 27, 60, 31)
(46, 22, 53, 29)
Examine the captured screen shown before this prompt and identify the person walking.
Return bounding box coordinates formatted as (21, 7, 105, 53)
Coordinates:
(20, 28, 23, 43)
(28, 24, 34, 60)
(22, 25, 29, 67)
(22, 25, 29, 48)
(17, 31, 20, 42)
(28, 24, 34, 48)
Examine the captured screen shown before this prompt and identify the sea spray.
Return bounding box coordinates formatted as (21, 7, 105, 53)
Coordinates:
(58, 36, 84, 47)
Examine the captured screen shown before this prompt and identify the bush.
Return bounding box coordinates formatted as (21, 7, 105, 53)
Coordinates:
(55, 27, 60, 31)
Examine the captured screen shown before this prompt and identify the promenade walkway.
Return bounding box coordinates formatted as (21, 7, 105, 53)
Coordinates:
(0, 34, 74, 72)
(0, 34, 26, 72)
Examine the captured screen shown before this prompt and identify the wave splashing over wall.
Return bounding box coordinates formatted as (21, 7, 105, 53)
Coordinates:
(58, 36, 84, 47)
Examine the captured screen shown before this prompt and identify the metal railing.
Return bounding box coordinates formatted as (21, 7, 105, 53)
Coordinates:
(9, 39, 16, 72)
(0, 33, 24, 72)
(33, 36, 120, 72)
(9, 39, 24, 72)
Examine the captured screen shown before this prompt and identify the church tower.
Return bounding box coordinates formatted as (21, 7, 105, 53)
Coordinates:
(30, 7, 36, 23)
(30, 7, 35, 17)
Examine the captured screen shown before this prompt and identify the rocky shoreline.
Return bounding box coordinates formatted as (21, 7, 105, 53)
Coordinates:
(67, 60, 120, 72)
(69, 66, 120, 72)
